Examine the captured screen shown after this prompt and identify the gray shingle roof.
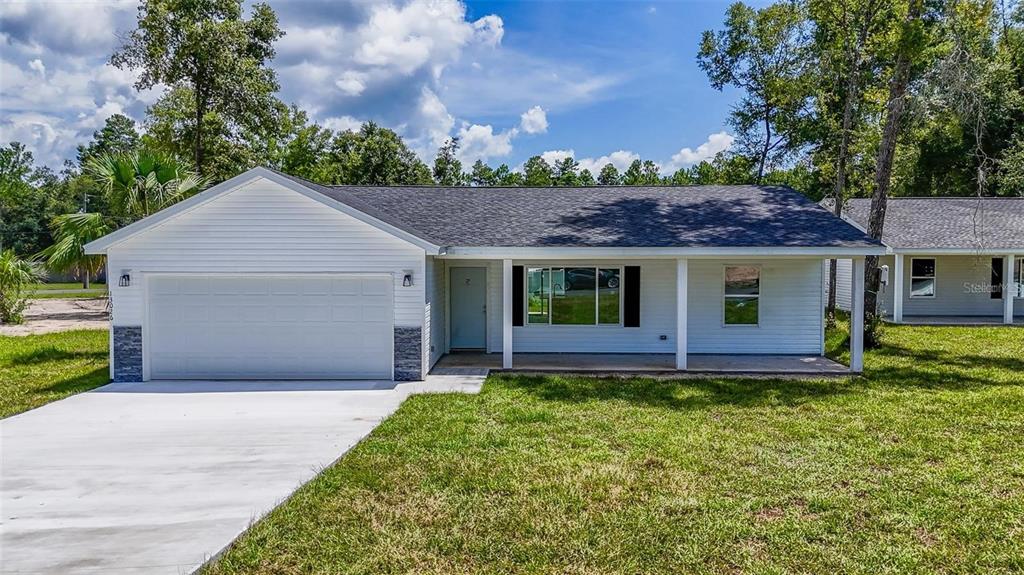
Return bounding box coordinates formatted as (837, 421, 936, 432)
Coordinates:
(275, 170, 879, 249)
(835, 197, 1024, 250)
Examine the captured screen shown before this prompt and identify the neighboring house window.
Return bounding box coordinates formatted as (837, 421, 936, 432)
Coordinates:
(525, 267, 621, 325)
(910, 258, 936, 298)
(724, 266, 760, 326)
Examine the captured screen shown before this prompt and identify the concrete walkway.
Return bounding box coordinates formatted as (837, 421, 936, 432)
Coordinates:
(0, 375, 484, 575)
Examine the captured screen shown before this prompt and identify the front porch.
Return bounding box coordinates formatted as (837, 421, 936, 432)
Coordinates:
(434, 352, 850, 377)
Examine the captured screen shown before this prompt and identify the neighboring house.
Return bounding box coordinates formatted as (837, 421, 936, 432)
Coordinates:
(827, 197, 1024, 324)
(84, 167, 883, 383)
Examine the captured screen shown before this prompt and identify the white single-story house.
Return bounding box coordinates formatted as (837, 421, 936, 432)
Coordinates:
(828, 197, 1023, 324)
(84, 167, 884, 382)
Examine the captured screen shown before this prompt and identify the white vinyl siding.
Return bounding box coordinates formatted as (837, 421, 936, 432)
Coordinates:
(832, 254, 1024, 317)
(106, 177, 426, 330)
(425, 256, 446, 369)
(462, 258, 823, 355)
(688, 259, 822, 354)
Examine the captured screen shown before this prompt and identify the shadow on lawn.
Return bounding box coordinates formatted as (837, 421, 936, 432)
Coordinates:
(871, 343, 1024, 375)
(41, 366, 110, 396)
(496, 373, 857, 411)
(9, 346, 107, 366)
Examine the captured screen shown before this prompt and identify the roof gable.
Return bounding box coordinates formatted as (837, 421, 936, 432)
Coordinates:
(84, 168, 440, 254)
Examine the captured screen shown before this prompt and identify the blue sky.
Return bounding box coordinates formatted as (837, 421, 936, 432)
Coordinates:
(0, 0, 749, 174)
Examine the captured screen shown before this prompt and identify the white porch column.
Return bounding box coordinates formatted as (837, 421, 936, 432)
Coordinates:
(1005, 254, 1016, 325)
(502, 258, 513, 368)
(893, 253, 904, 323)
(850, 257, 865, 373)
(676, 258, 688, 370)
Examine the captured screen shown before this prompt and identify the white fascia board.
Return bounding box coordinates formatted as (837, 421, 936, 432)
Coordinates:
(892, 247, 1024, 256)
(440, 245, 887, 259)
(84, 167, 441, 254)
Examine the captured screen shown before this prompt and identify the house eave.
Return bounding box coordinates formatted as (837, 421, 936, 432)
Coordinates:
(439, 245, 887, 259)
(890, 247, 1024, 256)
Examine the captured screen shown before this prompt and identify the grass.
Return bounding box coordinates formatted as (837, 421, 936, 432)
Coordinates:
(27, 281, 107, 299)
(0, 330, 109, 418)
(205, 321, 1024, 575)
(29, 281, 106, 290)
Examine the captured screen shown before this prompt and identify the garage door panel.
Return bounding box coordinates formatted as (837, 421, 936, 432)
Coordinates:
(147, 275, 393, 380)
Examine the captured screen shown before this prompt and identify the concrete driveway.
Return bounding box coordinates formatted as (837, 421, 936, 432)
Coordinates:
(0, 374, 483, 574)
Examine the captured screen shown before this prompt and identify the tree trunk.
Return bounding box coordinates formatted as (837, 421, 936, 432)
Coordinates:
(194, 83, 206, 175)
(827, 31, 868, 326)
(863, 1, 922, 342)
(758, 110, 772, 182)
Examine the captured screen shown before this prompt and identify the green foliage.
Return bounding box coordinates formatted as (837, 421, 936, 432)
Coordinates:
(0, 249, 42, 324)
(552, 157, 581, 186)
(597, 163, 621, 185)
(86, 150, 209, 222)
(36, 213, 109, 288)
(523, 156, 553, 186)
(76, 114, 141, 166)
(0, 143, 78, 255)
(698, 1, 815, 181)
(313, 123, 432, 186)
(112, 0, 284, 175)
(622, 159, 662, 185)
(432, 138, 465, 186)
(470, 160, 497, 186)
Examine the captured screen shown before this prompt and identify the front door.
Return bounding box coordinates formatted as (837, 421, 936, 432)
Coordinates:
(450, 267, 487, 349)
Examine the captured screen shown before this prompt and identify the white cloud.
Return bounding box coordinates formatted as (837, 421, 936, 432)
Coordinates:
(457, 123, 517, 164)
(334, 70, 368, 96)
(28, 58, 45, 76)
(323, 115, 364, 133)
(519, 105, 548, 134)
(577, 150, 641, 174)
(472, 14, 504, 47)
(665, 131, 735, 171)
(536, 149, 641, 174)
(540, 149, 574, 166)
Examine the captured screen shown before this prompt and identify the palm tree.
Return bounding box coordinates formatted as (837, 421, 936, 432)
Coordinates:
(0, 249, 42, 325)
(86, 150, 208, 222)
(37, 213, 109, 289)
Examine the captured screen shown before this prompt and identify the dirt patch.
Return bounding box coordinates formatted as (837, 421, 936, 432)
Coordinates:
(0, 298, 109, 336)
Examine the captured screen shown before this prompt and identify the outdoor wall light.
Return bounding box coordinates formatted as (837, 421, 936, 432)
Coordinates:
(119, 271, 131, 287)
(403, 271, 414, 287)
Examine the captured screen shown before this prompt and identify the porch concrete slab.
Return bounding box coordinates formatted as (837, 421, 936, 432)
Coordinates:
(0, 374, 483, 575)
(894, 315, 1024, 327)
(434, 352, 849, 376)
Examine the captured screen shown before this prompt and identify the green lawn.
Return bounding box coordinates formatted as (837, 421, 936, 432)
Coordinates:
(0, 330, 109, 418)
(204, 322, 1024, 575)
(29, 282, 107, 290)
(27, 281, 107, 299)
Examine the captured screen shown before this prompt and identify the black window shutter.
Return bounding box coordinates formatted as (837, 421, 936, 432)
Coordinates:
(992, 258, 1004, 299)
(512, 266, 524, 326)
(624, 266, 641, 327)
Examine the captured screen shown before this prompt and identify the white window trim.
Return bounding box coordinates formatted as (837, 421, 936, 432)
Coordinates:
(909, 257, 937, 299)
(523, 264, 623, 327)
(722, 264, 761, 328)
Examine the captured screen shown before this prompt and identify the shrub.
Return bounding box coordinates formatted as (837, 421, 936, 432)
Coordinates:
(0, 250, 42, 324)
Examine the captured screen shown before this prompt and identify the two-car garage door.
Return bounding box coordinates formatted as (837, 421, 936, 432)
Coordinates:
(147, 275, 393, 380)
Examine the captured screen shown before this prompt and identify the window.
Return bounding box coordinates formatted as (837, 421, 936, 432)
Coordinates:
(910, 258, 936, 298)
(724, 266, 760, 325)
(525, 266, 621, 325)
